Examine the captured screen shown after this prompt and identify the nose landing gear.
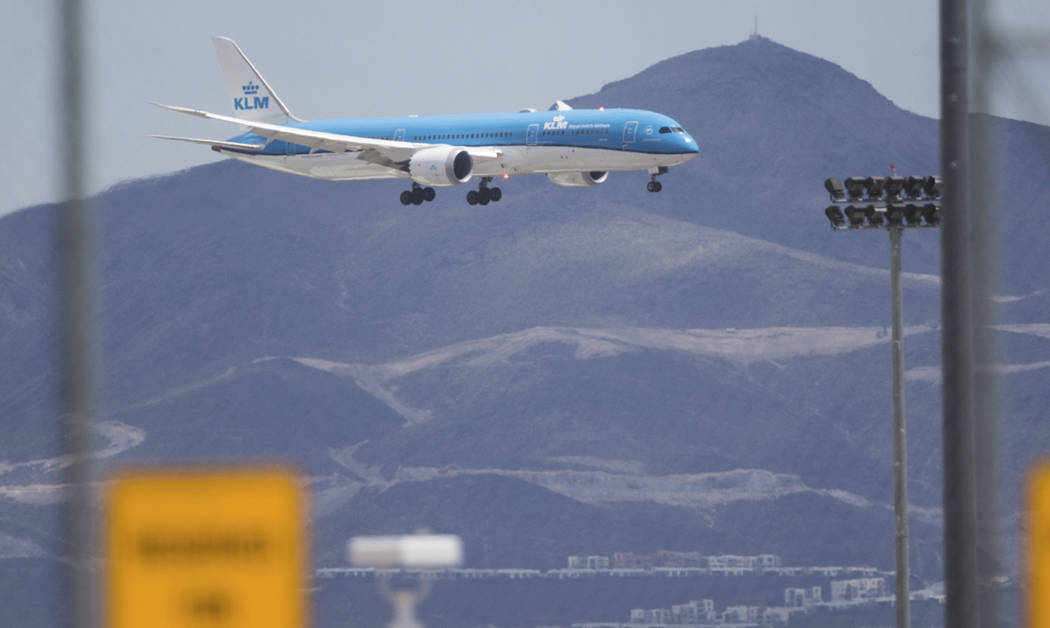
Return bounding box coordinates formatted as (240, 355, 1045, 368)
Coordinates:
(400, 183, 436, 206)
(646, 166, 669, 193)
(466, 177, 502, 205)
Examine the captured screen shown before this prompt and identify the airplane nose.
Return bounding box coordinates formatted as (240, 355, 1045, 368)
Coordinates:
(684, 135, 699, 153)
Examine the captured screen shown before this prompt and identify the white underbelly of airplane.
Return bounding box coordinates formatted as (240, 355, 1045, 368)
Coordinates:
(219, 146, 694, 182)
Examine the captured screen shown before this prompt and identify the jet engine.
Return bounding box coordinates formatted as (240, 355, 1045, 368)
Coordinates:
(408, 146, 473, 186)
(546, 171, 609, 187)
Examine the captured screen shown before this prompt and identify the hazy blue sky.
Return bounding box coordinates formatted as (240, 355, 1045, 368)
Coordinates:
(3, 0, 1048, 214)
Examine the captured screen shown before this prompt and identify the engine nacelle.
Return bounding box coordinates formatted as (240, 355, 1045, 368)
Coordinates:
(409, 146, 473, 186)
(546, 171, 609, 187)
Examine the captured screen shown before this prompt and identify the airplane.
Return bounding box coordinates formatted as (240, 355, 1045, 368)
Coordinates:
(153, 37, 699, 206)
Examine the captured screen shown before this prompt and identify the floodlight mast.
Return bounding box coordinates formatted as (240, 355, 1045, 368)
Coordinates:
(821, 173, 942, 628)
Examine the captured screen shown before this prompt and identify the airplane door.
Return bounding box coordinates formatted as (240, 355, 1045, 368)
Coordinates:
(623, 121, 638, 145)
(526, 123, 539, 145)
(393, 128, 406, 141)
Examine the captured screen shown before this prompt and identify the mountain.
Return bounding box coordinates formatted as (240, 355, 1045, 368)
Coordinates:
(2, 37, 1049, 626)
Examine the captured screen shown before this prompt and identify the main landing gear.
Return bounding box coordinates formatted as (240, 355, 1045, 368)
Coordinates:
(400, 183, 436, 206)
(646, 166, 669, 193)
(466, 177, 502, 206)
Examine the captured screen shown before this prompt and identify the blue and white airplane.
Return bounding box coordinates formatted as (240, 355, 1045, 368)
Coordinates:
(154, 37, 699, 206)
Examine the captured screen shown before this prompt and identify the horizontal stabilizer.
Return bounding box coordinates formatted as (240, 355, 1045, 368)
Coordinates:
(153, 102, 501, 165)
(148, 134, 266, 151)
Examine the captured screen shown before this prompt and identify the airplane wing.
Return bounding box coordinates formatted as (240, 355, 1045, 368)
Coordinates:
(153, 103, 502, 167)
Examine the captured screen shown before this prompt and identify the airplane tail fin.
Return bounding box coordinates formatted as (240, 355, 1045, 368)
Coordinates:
(212, 36, 301, 124)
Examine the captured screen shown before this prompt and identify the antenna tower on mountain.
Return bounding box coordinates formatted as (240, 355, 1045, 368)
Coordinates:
(749, 15, 761, 40)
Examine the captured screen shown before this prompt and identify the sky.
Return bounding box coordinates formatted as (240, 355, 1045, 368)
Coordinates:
(2, 0, 1048, 215)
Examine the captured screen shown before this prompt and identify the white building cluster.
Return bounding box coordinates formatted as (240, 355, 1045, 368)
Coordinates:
(575, 552, 782, 573)
(618, 583, 827, 627)
(573, 577, 892, 627)
(830, 577, 889, 602)
(784, 586, 822, 607)
(568, 555, 611, 570)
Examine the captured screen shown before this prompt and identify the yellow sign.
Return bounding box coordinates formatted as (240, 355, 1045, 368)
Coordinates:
(1031, 463, 1050, 628)
(106, 467, 307, 628)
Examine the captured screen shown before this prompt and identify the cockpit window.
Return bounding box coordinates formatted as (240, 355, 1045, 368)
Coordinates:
(659, 126, 671, 134)
(672, 127, 684, 133)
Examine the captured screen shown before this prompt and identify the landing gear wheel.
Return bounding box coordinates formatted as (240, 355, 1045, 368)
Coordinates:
(412, 188, 425, 205)
(423, 187, 436, 202)
(490, 187, 502, 202)
(400, 191, 412, 205)
(478, 187, 491, 205)
(647, 166, 668, 193)
(467, 190, 479, 205)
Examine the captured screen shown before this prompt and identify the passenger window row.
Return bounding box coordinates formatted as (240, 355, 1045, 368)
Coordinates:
(402, 126, 620, 141)
(410, 131, 514, 140)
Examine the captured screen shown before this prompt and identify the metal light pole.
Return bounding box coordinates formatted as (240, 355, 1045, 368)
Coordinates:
(888, 225, 909, 628)
(823, 176, 942, 628)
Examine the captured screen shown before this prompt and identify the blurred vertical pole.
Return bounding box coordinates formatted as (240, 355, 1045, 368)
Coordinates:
(58, 2, 99, 628)
(888, 227, 910, 628)
(970, 0, 1001, 624)
(940, 1, 980, 627)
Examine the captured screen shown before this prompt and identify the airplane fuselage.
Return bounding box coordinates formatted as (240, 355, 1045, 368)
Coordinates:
(219, 108, 698, 182)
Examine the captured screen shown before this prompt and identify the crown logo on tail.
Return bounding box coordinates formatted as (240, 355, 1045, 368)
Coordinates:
(241, 81, 260, 95)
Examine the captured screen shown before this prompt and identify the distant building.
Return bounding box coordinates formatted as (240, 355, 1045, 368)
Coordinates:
(644, 608, 670, 624)
(752, 554, 782, 568)
(567, 555, 608, 570)
(763, 607, 807, 624)
(671, 602, 698, 624)
(830, 577, 888, 602)
(587, 555, 609, 570)
(655, 550, 704, 567)
(707, 554, 753, 570)
(784, 585, 822, 607)
(723, 605, 760, 623)
(613, 552, 655, 569)
(704, 553, 781, 571)
(629, 608, 646, 624)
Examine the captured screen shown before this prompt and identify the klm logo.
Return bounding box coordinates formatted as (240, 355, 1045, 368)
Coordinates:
(234, 81, 269, 111)
(543, 114, 568, 131)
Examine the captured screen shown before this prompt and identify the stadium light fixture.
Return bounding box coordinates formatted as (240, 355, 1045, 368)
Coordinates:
(903, 176, 925, 199)
(865, 205, 886, 227)
(884, 176, 906, 199)
(825, 205, 846, 228)
(844, 176, 867, 201)
(922, 203, 940, 226)
(886, 204, 906, 227)
(904, 204, 924, 226)
(824, 178, 846, 202)
(923, 176, 942, 199)
(864, 176, 887, 199)
(823, 174, 942, 231)
(845, 204, 867, 227)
